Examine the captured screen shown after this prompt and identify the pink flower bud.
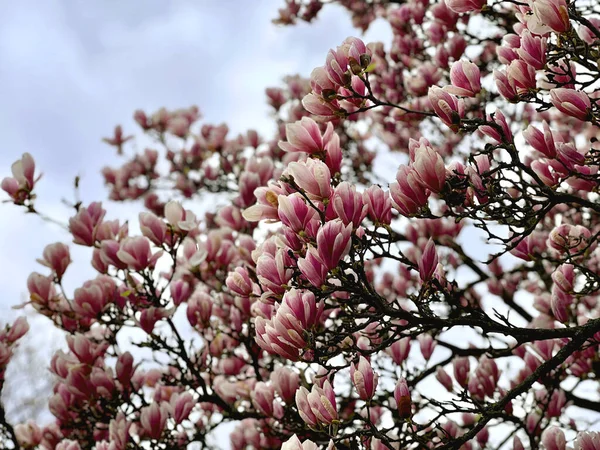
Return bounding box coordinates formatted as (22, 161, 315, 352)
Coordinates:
(350, 356, 379, 401)
(226, 267, 258, 297)
(523, 122, 557, 158)
(435, 367, 454, 392)
(388, 338, 411, 365)
(255, 317, 302, 361)
(418, 239, 439, 281)
(412, 144, 446, 193)
(332, 182, 368, 228)
(418, 333, 436, 361)
(73, 281, 108, 318)
(446, 60, 481, 97)
(116, 352, 135, 387)
(428, 86, 465, 132)
(390, 165, 430, 216)
(578, 19, 600, 44)
(363, 185, 392, 225)
(542, 427, 567, 450)
(140, 402, 168, 440)
(187, 291, 213, 328)
(480, 109, 513, 144)
(551, 288, 572, 323)
(270, 366, 300, 404)
(170, 279, 191, 306)
(252, 382, 275, 417)
(517, 31, 547, 70)
(394, 378, 411, 419)
(295, 387, 319, 427)
(550, 88, 591, 121)
(314, 219, 353, 270)
(5, 317, 29, 343)
(453, 357, 470, 388)
(168, 392, 195, 423)
(494, 69, 519, 102)
(552, 264, 575, 293)
(256, 249, 293, 296)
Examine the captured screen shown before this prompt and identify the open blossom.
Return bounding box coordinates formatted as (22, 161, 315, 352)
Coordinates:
(281, 435, 318, 450)
(280, 117, 329, 154)
(550, 88, 591, 121)
(37, 243, 71, 280)
(68, 202, 106, 246)
(314, 219, 353, 270)
(164, 201, 199, 233)
(296, 380, 338, 426)
(117, 236, 161, 271)
(332, 182, 368, 228)
(2, 153, 39, 203)
(548, 224, 592, 254)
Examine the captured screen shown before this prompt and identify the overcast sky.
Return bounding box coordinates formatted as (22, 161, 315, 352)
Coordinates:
(0, 0, 393, 318)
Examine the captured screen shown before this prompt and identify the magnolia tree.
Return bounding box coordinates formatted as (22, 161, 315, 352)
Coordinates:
(1, 0, 600, 449)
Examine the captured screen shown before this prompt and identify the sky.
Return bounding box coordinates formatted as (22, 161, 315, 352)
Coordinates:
(0, 0, 391, 430)
(0, 0, 392, 318)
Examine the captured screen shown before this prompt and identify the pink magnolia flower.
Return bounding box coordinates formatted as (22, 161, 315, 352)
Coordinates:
(350, 356, 379, 400)
(304, 380, 338, 425)
(453, 357, 470, 387)
(164, 201, 199, 233)
(445, 0, 486, 13)
(531, 0, 570, 34)
(394, 378, 411, 418)
(428, 86, 465, 131)
(550, 88, 591, 121)
(314, 219, 353, 270)
(542, 427, 567, 450)
(140, 402, 169, 440)
(506, 60, 537, 96)
(332, 182, 368, 228)
(494, 69, 519, 102)
(139, 212, 167, 246)
(36, 243, 71, 280)
(226, 267, 259, 297)
(390, 165, 430, 216)
(445, 61, 481, 97)
(281, 435, 318, 450)
(117, 236, 161, 271)
(388, 338, 411, 365)
(14, 421, 43, 448)
(279, 117, 333, 155)
(480, 110, 513, 144)
(187, 291, 213, 328)
(68, 202, 106, 246)
(278, 194, 320, 237)
(286, 159, 332, 201)
(548, 224, 592, 254)
(418, 239, 439, 281)
(573, 432, 600, 450)
(363, 185, 392, 225)
(270, 366, 300, 404)
(413, 144, 446, 193)
(299, 249, 329, 288)
(436, 366, 454, 391)
(517, 31, 547, 70)
(252, 382, 276, 417)
(2, 153, 38, 200)
(523, 122, 557, 158)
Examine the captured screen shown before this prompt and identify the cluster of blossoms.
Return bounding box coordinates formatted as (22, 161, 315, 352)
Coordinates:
(2, 0, 600, 449)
